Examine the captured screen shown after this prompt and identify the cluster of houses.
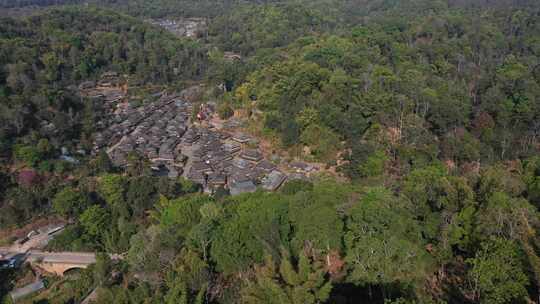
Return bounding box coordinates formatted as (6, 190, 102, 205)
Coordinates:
(147, 18, 207, 38)
(93, 94, 191, 171)
(79, 72, 127, 131)
(93, 94, 290, 195)
(183, 128, 288, 194)
(86, 74, 319, 195)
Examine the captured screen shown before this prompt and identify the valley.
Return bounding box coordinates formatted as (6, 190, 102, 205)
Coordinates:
(0, 1, 539, 304)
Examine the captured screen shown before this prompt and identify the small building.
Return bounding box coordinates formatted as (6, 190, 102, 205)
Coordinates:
(208, 171, 227, 187)
(192, 161, 213, 174)
(211, 151, 233, 162)
(187, 169, 206, 185)
(231, 133, 251, 144)
(158, 146, 175, 161)
(219, 132, 231, 140)
(223, 142, 241, 154)
(98, 80, 113, 88)
(229, 180, 257, 196)
(183, 129, 200, 144)
(10, 280, 45, 302)
(193, 148, 208, 159)
(256, 160, 277, 173)
(261, 170, 287, 191)
(102, 71, 119, 78)
(239, 149, 263, 162)
(231, 157, 252, 170)
(216, 160, 233, 172)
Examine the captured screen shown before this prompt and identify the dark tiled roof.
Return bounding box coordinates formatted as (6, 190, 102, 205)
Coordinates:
(256, 160, 276, 172)
(192, 161, 213, 173)
(230, 180, 257, 195)
(261, 170, 287, 191)
(240, 149, 263, 162)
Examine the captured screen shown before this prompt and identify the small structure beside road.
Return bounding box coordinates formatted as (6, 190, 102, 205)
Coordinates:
(10, 280, 45, 302)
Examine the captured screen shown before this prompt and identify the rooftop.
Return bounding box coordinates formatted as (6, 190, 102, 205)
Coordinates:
(261, 170, 287, 191)
(230, 180, 257, 196)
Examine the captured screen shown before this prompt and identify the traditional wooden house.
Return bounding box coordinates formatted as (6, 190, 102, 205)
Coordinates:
(239, 149, 263, 162)
(261, 170, 287, 191)
(230, 180, 257, 196)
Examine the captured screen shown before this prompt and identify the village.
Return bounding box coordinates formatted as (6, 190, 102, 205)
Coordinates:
(0, 71, 325, 300)
(146, 17, 208, 38)
(85, 73, 320, 195)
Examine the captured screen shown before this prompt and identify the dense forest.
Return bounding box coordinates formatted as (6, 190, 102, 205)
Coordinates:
(2, 0, 540, 17)
(0, 8, 207, 155)
(237, 7, 540, 171)
(1, 0, 540, 303)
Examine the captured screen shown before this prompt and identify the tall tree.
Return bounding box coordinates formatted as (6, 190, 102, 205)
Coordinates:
(241, 249, 332, 304)
(467, 238, 529, 304)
